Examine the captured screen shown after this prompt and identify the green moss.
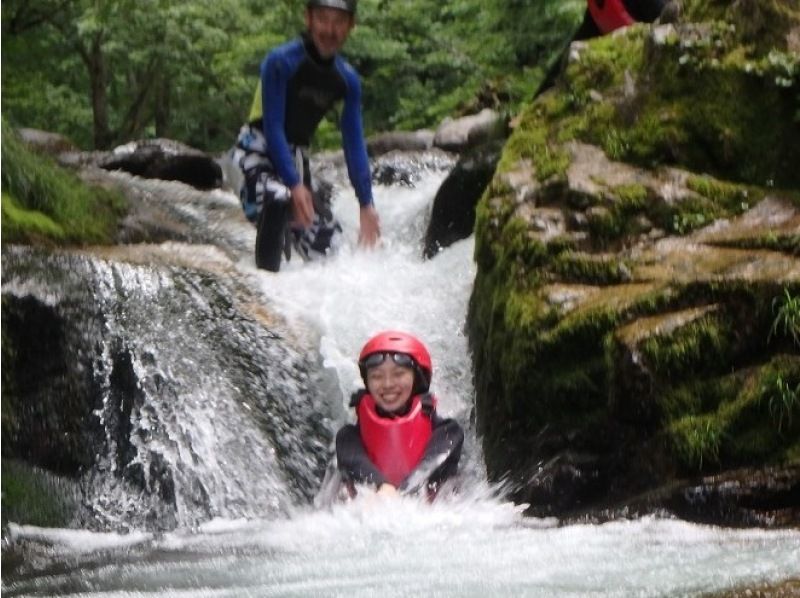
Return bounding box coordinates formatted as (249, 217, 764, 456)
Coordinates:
(686, 175, 761, 213)
(582, 183, 659, 244)
(556, 9, 799, 187)
(1, 459, 79, 528)
(523, 358, 608, 421)
(540, 300, 622, 363)
(1, 192, 66, 241)
(550, 251, 631, 285)
(648, 37, 798, 186)
(667, 355, 800, 471)
(683, 0, 800, 55)
(668, 195, 726, 235)
(1, 122, 127, 245)
(613, 183, 649, 207)
(563, 28, 646, 100)
(496, 216, 552, 275)
(640, 313, 734, 378)
(664, 175, 773, 237)
(721, 232, 800, 254)
(660, 377, 741, 419)
(500, 108, 570, 182)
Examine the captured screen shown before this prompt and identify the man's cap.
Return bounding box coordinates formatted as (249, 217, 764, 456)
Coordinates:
(306, 0, 357, 14)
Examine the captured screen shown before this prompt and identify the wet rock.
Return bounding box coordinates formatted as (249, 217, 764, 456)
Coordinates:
(423, 139, 502, 258)
(369, 149, 455, 187)
(98, 139, 223, 190)
(367, 130, 434, 157)
(666, 465, 800, 527)
(468, 1, 800, 526)
(16, 128, 77, 155)
(1, 262, 103, 476)
(433, 108, 507, 153)
(2, 245, 339, 531)
(520, 451, 606, 517)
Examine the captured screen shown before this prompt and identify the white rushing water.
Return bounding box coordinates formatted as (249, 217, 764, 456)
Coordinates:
(4, 163, 799, 597)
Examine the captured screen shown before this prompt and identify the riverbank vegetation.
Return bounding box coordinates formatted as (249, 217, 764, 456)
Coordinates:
(1, 123, 127, 245)
(1, 0, 583, 152)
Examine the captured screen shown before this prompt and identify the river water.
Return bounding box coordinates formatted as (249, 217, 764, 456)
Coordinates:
(2, 154, 799, 596)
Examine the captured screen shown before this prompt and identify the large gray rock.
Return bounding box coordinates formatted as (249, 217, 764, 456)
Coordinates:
(433, 109, 506, 153)
(367, 130, 434, 157)
(16, 128, 77, 155)
(98, 139, 223, 190)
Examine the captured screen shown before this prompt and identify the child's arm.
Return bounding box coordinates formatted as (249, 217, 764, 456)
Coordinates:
(400, 415, 464, 494)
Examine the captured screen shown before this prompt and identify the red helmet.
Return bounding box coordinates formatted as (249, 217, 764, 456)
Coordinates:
(358, 331, 433, 393)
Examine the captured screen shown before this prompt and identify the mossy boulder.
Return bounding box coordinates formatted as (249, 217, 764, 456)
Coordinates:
(468, 0, 800, 525)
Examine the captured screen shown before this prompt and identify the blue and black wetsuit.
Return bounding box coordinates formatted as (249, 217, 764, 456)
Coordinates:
(237, 33, 373, 270)
(260, 33, 373, 207)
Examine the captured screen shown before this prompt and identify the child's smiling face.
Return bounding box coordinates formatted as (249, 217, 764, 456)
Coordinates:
(365, 358, 415, 413)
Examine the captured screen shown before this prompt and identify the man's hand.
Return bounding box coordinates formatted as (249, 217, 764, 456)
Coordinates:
(290, 183, 315, 229)
(358, 204, 381, 247)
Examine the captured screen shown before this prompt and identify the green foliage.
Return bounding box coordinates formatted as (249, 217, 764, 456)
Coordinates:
(2, 0, 584, 151)
(769, 288, 800, 348)
(1, 123, 127, 244)
(765, 375, 799, 433)
(670, 414, 726, 469)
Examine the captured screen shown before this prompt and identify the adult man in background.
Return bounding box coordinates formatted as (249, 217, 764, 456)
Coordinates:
(239, 0, 380, 271)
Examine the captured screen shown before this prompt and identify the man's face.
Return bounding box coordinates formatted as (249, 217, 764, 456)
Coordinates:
(305, 7, 354, 59)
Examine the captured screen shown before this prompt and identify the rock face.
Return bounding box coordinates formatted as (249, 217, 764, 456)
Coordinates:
(423, 139, 503, 258)
(367, 130, 434, 157)
(96, 139, 223, 190)
(433, 108, 507, 153)
(467, 0, 800, 526)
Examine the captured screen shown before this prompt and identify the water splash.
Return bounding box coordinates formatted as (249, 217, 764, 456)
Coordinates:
(4, 153, 799, 596)
(6, 497, 799, 597)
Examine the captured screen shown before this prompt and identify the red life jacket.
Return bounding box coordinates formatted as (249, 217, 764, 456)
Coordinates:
(356, 393, 435, 487)
(587, 0, 635, 34)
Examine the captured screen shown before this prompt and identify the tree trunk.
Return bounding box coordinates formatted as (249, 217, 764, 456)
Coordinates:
(117, 57, 162, 141)
(154, 70, 171, 138)
(86, 35, 112, 150)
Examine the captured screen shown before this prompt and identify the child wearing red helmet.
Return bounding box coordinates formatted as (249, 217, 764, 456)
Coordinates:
(335, 331, 464, 498)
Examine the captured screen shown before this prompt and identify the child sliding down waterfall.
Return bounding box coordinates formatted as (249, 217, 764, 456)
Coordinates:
(331, 331, 464, 501)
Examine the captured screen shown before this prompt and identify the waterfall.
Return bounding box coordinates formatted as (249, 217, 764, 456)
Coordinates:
(3, 151, 799, 597)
